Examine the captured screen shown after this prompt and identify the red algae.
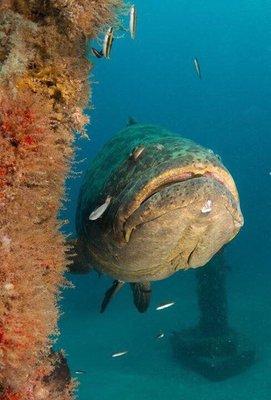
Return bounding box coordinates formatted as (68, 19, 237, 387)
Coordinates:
(0, 0, 123, 398)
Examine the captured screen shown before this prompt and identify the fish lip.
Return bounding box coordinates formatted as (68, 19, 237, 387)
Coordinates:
(122, 173, 243, 243)
(138, 171, 227, 208)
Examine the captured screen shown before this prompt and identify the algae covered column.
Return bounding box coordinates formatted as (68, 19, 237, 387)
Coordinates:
(0, 1, 122, 399)
(171, 249, 255, 381)
(196, 250, 229, 336)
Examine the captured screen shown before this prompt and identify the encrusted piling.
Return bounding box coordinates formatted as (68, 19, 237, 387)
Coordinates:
(0, 1, 122, 398)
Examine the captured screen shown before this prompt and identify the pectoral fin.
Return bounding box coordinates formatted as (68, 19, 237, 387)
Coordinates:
(100, 280, 125, 313)
(130, 282, 151, 313)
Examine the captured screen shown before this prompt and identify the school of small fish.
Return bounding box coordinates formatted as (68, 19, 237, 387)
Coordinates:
(72, 303, 173, 372)
(91, 5, 203, 81)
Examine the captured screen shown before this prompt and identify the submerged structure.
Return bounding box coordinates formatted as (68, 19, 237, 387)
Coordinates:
(71, 122, 244, 313)
(171, 250, 255, 380)
(0, 1, 122, 399)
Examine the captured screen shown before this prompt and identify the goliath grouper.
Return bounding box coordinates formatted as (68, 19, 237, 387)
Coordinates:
(71, 122, 244, 313)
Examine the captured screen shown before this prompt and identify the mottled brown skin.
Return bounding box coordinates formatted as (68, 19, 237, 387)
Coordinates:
(73, 123, 243, 311)
(77, 124, 243, 282)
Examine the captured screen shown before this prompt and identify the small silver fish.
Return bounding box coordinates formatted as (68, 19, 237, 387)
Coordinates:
(156, 332, 165, 339)
(112, 351, 128, 358)
(201, 199, 212, 214)
(156, 302, 175, 311)
(131, 146, 144, 160)
(75, 370, 86, 375)
(89, 196, 111, 220)
(129, 5, 137, 39)
(193, 57, 201, 79)
(103, 27, 114, 59)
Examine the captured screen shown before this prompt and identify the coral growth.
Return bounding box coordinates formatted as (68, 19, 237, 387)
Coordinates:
(0, 0, 123, 399)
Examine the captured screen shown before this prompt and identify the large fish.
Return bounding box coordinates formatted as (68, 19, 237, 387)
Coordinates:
(70, 122, 244, 313)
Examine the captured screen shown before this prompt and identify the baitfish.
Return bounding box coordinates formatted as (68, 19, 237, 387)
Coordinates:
(156, 302, 175, 311)
(70, 121, 244, 313)
(103, 27, 114, 59)
(129, 5, 137, 40)
(112, 351, 128, 358)
(193, 57, 201, 79)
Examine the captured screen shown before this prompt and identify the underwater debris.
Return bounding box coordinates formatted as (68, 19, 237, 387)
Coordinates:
(111, 351, 128, 358)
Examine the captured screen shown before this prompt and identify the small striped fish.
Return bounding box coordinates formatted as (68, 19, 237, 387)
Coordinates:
(103, 27, 114, 58)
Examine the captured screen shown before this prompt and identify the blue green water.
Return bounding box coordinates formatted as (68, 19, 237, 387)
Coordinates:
(58, 1, 271, 398)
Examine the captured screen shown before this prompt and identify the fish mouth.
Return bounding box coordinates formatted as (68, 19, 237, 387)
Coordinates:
(115, 167, 242, 241)
(113, 169, 243, 274)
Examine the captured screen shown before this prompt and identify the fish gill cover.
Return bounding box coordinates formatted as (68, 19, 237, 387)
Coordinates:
(0, 0, 123, 399)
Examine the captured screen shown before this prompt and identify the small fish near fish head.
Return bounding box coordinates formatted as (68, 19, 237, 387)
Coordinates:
(88, 196, 112, 221)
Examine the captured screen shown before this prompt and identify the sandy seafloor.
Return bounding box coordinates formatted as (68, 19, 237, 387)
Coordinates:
(58, 254, 271, 400)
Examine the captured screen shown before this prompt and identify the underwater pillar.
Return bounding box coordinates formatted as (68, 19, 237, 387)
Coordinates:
(196, 250, 229, 337)
(171, 249, 255, 381)
(0, 1, 123, 398)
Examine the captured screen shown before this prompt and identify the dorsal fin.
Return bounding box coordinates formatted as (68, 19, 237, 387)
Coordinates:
(127, 116, 138, 126)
